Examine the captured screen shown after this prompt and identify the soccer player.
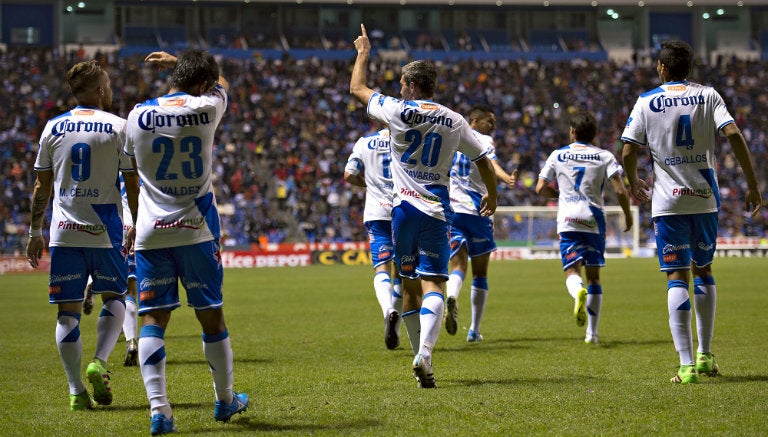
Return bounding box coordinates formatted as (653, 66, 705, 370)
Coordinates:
(125, 50, 248, 434)
(26, 59, 139, 411)
(536, 110, 632, 344)
(444, 105, 518, 343)
(82, 175, 140, 367)
(120, 174, 140, 366)
(350, 24, 498, 388)
(344, 126, 406, 351)
(621, 40, 762, 384)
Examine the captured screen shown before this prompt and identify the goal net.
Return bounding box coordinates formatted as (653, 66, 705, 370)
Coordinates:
(491, 205, 640, 260)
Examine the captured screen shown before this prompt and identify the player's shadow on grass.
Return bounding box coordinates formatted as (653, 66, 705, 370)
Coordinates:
(183, 416, 381, 433)
(703, 374, 768, 383)
(167, 357, 274, 365)
(453, 374, 600, 387)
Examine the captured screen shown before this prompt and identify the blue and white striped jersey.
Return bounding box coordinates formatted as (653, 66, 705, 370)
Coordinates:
(621, 80, 733, 217)
(35, 106, 130, 248)
(124, 85, 227, 250)
(538, 142, 623, 235)
(345, 129, 394, 222)
(450, 130, 498, 216)
(366, 93, 488, 222)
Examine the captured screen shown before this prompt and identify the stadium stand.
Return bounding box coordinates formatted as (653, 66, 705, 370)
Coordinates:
(0, 45, 765, 255)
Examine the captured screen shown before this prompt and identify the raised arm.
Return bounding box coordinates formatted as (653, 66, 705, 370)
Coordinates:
(350, 24, 375, 106)
(722, 123, 762, 216)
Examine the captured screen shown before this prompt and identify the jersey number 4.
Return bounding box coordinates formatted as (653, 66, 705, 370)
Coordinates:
(676, 115, 694, 150)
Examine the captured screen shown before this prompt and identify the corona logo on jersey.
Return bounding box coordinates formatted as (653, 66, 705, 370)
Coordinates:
(367, 137, 389, 150)
(400, 107, 453, 128)
(136, 108, 211, 133)
(649, 94, 705, 113)
(557, 152, 601, 163)
(51, 118, 114, 137)
(57, 220, 107, 235)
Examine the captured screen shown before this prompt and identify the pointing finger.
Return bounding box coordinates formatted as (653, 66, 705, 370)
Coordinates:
(360, 23, 367, 37)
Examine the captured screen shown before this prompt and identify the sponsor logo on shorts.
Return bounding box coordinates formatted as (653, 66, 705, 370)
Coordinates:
(698, 242, 715, 251)
(48, 285, 61, 294)
(662, 243, 690, 254)
(140, 277, 176, 290)
(140, 290, 155, 301)
(663, 254, 679, 263)
(565, 251, 578, 260)
(51, 273, 83, 283)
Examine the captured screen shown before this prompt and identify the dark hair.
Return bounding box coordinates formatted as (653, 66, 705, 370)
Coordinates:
(66, 60, 103, 98)
(170, 49, 219, 95)
(570, 110, 597, 143)
(659, 40, 693, 81)
(401, 60, 437, 98)
(468, 104, 494, 121)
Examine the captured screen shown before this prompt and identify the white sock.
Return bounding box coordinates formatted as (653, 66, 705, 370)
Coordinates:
(402, 310, 421, 355)
(123, 295, 138, 341)
(694, 276, 717, 353)
(469, 277, 488, 333)
(392, 278, 403, 314)
(139, 325, 172, 418)
(373, 271, 394, 318)
(586, 284, 603, 337)
(565, 274, 583, 299)
(446, 270, 464, 300)
(94, 297, 126, 363)
(667, 280, 694, 365)
(57, 311, 86, 395)
(202, 330, 234, 403)
(418, 292, 444, 363)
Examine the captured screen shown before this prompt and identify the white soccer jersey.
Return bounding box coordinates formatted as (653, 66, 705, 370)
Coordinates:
(124, 85, 227, 250)
(538, 142, 623, 234)
(346, 129, 394, 222)
(366, 93, 488, 221)
(621, 80, 733, 217)
(450, 131, 498, 216)
(35, 106, 131, 248)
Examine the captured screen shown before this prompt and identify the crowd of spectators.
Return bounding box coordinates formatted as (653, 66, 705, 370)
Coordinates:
(1, 46, 766, 255)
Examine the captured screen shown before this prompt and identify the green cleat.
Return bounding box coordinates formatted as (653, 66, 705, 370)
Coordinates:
(696, 352, 719, 376)
(574, 288, 587, 327)
(86, 360, 113, 405)
(69, 391, 93, 411)
(671, 364, 699, 384)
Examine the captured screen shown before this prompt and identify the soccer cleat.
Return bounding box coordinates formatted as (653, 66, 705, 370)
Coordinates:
(696, 352, 719, 376)
(384, 310, 400, 350)
(574, 288, 587, 327)
(69, 391, 93, 411)
(584, 334, 599, 345)
(82, 283, 94, 315)
(671, 365, 699, 384)
(214, 391, 249, 422)
(412, 354, 436, 388)
(124, 339, 138, 367)
(444, 296, 458, 335)
(86, 360, 113, 405)
(466, 330, 483, 343)
(150, 414, 177, 435)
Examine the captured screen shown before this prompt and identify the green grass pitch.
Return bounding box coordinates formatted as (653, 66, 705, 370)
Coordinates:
(1, 257, 767, 436)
